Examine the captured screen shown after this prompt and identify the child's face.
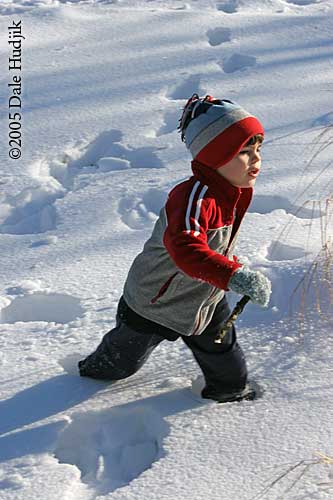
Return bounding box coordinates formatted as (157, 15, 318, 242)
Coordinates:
(216, 141, 262, 188)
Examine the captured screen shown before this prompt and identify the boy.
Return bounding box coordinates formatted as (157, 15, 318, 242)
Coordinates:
(79, 94, 271, 403)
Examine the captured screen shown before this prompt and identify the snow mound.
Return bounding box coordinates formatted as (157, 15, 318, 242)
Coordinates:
(0, 293, 85, 324)
(248, 195, 323, 218)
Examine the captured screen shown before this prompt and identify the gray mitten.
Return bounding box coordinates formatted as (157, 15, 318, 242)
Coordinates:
(228, 267, 272, 307)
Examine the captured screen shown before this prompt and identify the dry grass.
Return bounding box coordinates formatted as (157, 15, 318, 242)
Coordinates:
(289, 197, 333, 324)
(251, 453, 333, 500)
(249, 126, 333, 500)
(275, 125, 333, 330)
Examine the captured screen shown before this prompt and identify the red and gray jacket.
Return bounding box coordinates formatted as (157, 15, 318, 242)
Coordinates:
(123, 161, 253, 336)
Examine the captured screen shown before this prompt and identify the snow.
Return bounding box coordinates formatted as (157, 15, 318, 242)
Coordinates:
(0, 0, 332, 498)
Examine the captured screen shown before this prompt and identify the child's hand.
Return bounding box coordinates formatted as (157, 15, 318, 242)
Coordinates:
(228, 267, 271, 307)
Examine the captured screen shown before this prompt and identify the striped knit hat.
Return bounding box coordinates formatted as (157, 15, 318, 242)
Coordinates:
(179, 94, 264, 170)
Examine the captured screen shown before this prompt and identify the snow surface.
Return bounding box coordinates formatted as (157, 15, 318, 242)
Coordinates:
(0, 0, 333, 499)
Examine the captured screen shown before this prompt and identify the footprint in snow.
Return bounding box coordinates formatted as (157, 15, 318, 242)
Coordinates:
(54, 407, 169, 496)
(0, 0, 121, 15)
(72, 130, 164, 173)
(216, 1, 238, 14)
(221, 53, 257, 73)
(118, 188, 168, 230)
(152, 108, 181, 138)
(0, 180, 63, 235)
(166, 74, 202, 101)
(30, 235, 58, 248)
(207, 27, 232, 46)
(266, 241, 310, 261)
(285, 0, 320, 5)
(0, 129, 162, 236)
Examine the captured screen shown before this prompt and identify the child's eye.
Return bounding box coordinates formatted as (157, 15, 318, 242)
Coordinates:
(240, 148, 261, 155)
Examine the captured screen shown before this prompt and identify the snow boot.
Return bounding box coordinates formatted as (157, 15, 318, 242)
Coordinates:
(202, 383, 257, 403)
(192, 376, 261, 403)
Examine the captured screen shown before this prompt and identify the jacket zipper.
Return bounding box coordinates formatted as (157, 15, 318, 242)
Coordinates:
(150, 272, 178, 304)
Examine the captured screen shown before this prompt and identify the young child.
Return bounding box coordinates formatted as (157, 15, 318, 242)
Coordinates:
(79, 94, 271, 403)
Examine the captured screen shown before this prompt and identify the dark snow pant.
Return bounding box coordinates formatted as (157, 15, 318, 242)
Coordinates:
(78, 296, 248, 396)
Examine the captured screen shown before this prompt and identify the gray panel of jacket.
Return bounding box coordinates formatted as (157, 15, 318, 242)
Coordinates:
(123, 207, 239, 336)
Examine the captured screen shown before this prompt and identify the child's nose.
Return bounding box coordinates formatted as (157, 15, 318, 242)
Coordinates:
(252, 151, 261, 162)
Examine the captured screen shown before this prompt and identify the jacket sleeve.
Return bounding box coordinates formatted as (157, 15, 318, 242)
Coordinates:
(163, 187, 242, 290)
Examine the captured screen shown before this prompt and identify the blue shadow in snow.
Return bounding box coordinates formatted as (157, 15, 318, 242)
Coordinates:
(0, 384, 206, 463)
(0, 374, 102, 436)
(0, 421, 67, 463)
